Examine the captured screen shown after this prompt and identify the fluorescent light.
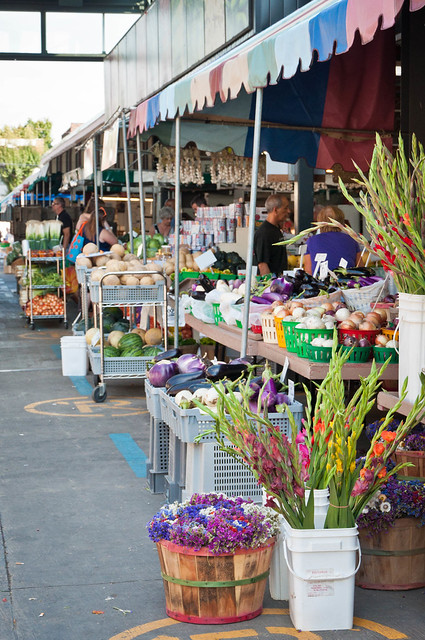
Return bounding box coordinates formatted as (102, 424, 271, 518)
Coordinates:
(396, 65, 401, 77)
(144, 197, 154, 202)
(325, 169, 333, 174)
(102, 196, 140, 202)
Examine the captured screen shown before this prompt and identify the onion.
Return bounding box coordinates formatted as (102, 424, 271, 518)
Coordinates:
(339, 319, 357, 330)
(177, 354, 206, 374)
(292, 307, 306, 319)
(386, 339, 398, 349)
(273, 307, 290, 318)
(375, 334, 389, 346)
(147, 360, 179, 387)
(343, 336, 358, 347)
(335, 308, 351, 322)
(359, 321, 377, 331)
(321, 302, 334, 312)
(359, 337, 371, 347)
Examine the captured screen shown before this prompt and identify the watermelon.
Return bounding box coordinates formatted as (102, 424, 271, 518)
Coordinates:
(104, 346, 121, 357)
(141, 345, 163, 357)
(118, 333, 144, 350)
(120, 347, 144, 357)
(103, 307, 124, 321)
(102, 316, 117, 333)
(111, 319, 130, 332)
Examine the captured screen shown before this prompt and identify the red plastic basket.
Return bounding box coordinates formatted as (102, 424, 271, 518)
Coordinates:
(337, 327, 380, 345)
(251, 324, 263, 334)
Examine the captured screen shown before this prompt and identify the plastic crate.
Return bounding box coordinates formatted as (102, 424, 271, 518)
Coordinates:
(274, 316, 286, 348)
(148, 416, 170, 474)
(212, 302, 224, 325)
(145, 379, 164, 419)
(294, 327, 334, 358)
(261, 312, 278, 344)
(89, 280, 164, 305)
(382, 327, 395, 339)
(88, 347, 151, 377)
(165, 432, 186, 503)
(282, 320, 299, 352)
(373, 345, 399, 364)
(235, 319, 242, 329)
(159, 389, 303, 443)
(76, 264, 94, 285)
(338, 345, 372, 362)
(305, 344, 332, 362)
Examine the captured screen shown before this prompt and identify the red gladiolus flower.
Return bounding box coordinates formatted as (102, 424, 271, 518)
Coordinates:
(373, 442, 385, 456)
(381, 431, 396, 442)
(377, 467, 387, 479)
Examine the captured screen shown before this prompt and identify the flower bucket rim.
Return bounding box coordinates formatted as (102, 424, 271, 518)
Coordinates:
(158, 537, 276, 556)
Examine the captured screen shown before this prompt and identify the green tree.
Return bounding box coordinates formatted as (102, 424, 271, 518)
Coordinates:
(0, 119, 52, 191)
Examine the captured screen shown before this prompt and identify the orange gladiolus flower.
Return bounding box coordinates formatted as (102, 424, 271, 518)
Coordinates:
(377, 467, 387, 479)
(373, 442, 385, 456)
(381, 431, 396, 443)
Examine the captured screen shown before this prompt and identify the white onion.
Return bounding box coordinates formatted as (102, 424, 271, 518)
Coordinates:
(385, 339, 398, 349)
(292, 307, 306, 319)
(335, 307, 351, 321)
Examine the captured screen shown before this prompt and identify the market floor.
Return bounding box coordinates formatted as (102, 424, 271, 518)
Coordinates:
(0, 267, 423, 640)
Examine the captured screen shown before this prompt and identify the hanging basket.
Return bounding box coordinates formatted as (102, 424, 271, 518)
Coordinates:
(156, 538, 275, 624)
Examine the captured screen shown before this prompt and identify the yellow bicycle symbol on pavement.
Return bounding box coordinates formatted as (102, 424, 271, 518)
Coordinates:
(25, 396, 147, 417)
(108, 610, 408, 640)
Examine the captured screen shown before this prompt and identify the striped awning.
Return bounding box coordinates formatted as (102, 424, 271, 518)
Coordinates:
(129, 0, 424, 139)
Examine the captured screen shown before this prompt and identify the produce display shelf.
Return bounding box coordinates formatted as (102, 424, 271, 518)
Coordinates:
(30, 256, 62, 263)
(30, 314, 65, 319)
(30, 284, 64, 289)
(89, 281, 165, 305)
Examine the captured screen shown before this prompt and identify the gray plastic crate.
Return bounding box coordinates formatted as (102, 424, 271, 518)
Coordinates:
(148, 416, 169, 474)
(88, 347, 151, 378)
(145, 380, 164, 420)
(164, 431, 186, 503)
(89, 281, 164, 305)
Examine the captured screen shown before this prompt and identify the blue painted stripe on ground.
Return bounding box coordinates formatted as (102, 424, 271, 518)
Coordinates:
(51, 344, 61, 358)
(70, 376, 93, 395)
(109, 434, 147, 478)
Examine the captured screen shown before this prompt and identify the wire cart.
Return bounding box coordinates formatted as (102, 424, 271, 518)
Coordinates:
(25, 249, 68, 330)
(89, 269, 168, 403)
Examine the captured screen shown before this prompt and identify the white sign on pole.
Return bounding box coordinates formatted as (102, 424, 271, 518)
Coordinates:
(101, 119, 119, 171)
(194, 250, 217, 271)
(83, 140, 94, 179)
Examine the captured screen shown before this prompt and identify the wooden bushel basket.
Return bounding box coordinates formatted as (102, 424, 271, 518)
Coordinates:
(356, 518, 425, 590)
(156, 538, 275, 624)
(394, 450, 425, 478)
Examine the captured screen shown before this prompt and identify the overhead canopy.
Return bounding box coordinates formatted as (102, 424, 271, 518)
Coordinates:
(129, 0, 425, 171)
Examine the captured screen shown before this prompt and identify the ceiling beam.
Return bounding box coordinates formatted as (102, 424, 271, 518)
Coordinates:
(0, 1, 149, 12)
(0, 53, 105, 61)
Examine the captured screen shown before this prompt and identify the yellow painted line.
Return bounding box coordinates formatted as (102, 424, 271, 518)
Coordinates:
(262, 608, 289, 616)
(190, 630, 258, 640)
(266, 629, 321, 640)
(151, 636, 180, 640)
(24, 396, 147, 418)
(353, 617, 408, 639)
(109, 618, 180, 640)
(18, 331, 64, 340)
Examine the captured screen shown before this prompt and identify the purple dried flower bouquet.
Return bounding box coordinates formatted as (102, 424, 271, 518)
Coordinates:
(147, 493, 280, 555)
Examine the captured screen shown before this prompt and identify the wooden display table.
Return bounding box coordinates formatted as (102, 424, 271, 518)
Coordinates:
(185, 314, 399, 382)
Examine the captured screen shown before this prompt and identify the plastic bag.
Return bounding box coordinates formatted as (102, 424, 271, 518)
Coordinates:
(190, 299, 215, 324)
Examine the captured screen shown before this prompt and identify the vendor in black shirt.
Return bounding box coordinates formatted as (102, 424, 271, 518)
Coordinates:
(52, 197, 73, 254)
(253, 194, 291, 276)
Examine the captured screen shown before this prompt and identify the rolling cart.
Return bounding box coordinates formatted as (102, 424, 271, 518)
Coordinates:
(25, 249, 68, 330)
(89, 270, 168, 403)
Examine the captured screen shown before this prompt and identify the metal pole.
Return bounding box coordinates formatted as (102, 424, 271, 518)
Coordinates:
(93, 137, 100, 248)
(174, 116, 181, 349)
(48, 176, 52, 205)
(122, 114, 134, 254)
(136, 132, 147, 264)
(42, 180, 45, 207)
(241, 87, 263, 358)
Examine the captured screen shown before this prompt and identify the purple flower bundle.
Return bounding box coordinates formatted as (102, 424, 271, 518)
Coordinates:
(147, 493, 280, 554)
(357, 475, 425, 536)
(400, 432, 425, 452)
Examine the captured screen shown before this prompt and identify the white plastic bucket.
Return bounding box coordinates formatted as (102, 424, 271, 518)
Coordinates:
(305, 487, 330, 529)
(60, 336, 88, 376)
(283, 522, 360, 631)
(266, 488, 330, 601)
(398, 292, 425, 404)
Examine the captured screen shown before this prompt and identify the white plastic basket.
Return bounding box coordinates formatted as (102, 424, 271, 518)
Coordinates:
(342, 279, 389, 313)
(89, 280, 164, 305)
(145, 380, 164, 419)
(261, 312, 278, 344)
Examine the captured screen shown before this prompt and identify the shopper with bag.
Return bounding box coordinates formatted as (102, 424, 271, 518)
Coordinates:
(81, 207, 118, 252)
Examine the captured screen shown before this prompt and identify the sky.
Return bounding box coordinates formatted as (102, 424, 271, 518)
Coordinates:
(0, 60, 105, 145)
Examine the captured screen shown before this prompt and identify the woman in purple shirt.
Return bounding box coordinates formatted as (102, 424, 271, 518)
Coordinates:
(304, 206, 363, 275)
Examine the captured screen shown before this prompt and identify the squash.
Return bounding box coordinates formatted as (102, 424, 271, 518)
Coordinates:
(95, 255, 109, 267)
(123, 253, 137, 262)
(144, 327, 162, 345)
(85, 327, 100, 346)
(131, 328, 146, 341)
(108, 330, 125, 349)
(140, 275, 155, 285)
(105, 259, 122, 273)
(82, 242, 98, 256)
(103, 274, 120, 285)
(75, 255, 92, 268)
(121, 275, 139, 286)
(151, 273, 164, 283)
(90, 268, 105, 282)
(111, 243, 125, 257)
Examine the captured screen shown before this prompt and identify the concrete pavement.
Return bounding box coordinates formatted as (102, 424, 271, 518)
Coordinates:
(0, 266, 423, 640)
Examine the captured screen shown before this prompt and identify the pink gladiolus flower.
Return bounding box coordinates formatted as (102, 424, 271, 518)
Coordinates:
(351, 479, 370, 497)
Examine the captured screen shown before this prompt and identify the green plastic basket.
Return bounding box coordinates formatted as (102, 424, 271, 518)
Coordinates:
(373, 346, 399, 364)
(295, 327, 334, 358)
(212, 302, 224, 325)
(235, 319, 242, 329)
(339, 344, 372, 363)
(305, 344, 333, 363)
(282, 320, 300, 353)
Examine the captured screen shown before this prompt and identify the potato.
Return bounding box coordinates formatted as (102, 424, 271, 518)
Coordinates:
(82, 242, 98, 256)
(110, 243, 125, 257)
(164, 263, 175, 276)
(151, 273, 164, 283)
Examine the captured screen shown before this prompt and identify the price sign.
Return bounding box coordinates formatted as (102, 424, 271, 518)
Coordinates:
(339, 258, 348, 268)
(194, 249, 217, 270)
(280, 357, 290, 384)
(319, 260, 329, 280)
(312, 253, 327, 279)
(299, 244, 307, 255)
(288, 379, 295, 404)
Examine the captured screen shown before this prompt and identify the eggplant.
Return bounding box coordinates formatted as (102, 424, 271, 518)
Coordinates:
(165, 371, 205, 390)
(153, 347, 181, 363)
(167, 381, 211, 396)
(251, 295, 271, 304)
(198, 273, 215, 293)
(191, 291, 206, 301)
(206, 363, 247, 382)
